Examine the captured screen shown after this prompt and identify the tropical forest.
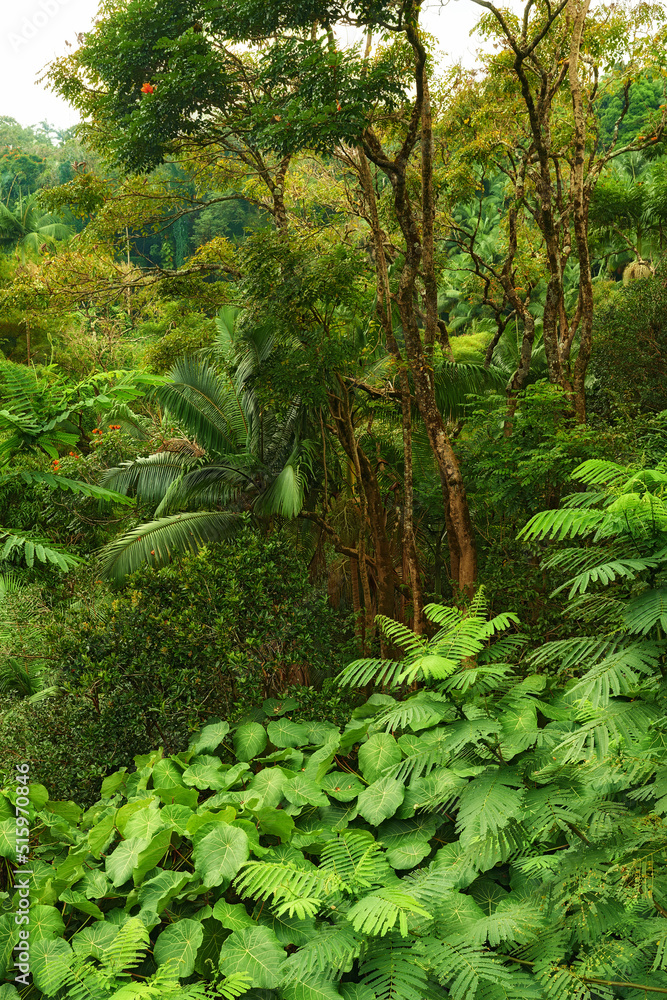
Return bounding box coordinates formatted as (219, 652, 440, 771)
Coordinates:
(3, 0, 667, 996)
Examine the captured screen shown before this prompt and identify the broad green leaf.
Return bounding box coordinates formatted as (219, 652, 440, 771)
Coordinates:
(254, 807, 295, 843)
(152, 759, 185, 789)
(321, 772, 364, 802)
(71, 922, 120, 959)
(31, 937, 72, 996)
(340, 987, 375, 1000)
(133, 828, 173, 884)
(234, 723, 268, 761)
(267, 719, 309, 748)
(218, 926, 285, 988)
(358, 734, 402, 783)
(194, 916, 232, 976)
(154, 785, 198, 807)
(191, 720, 231, 753)
(247, 768, 285, 808)
(385, 837, 432, 870)
(138, 870, 193, 913)
(183, 762, 231, 790)
(123, 804, 166, 840)
(101, 770, 127, 798)
(193, 824, 250, 886)
(283, 774, 329, 808)
(263, 697, 299, 716)
(115, 799, 154, 836)
(59, 890, 103, 919)
(154, 918, 204, 978)
(188, 807, 237, 839)
(0, 914, 18, 979)
(88, 814, 116, 857)
(43, 801, 82, 826)
(105, 837, 149, 887)
(25, 905, 64, 941)
(357, 776, 405, 825)
(0, 819, 16, 862)
(212, 899, 255, 930)
(160, 803, 194, 834)
(0, 985, 21, 999)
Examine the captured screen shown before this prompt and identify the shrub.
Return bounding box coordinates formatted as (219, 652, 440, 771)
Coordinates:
(2, 599, 667, 998)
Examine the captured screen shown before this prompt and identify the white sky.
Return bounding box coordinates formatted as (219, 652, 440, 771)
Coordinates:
(0, 0, 486, 132)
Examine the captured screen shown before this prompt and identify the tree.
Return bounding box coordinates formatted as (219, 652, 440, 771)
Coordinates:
(442, 0, 667, 421)
(45, 0, 481, 597)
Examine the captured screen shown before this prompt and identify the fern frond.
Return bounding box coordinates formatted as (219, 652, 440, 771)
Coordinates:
(360, 934, 433, 1000)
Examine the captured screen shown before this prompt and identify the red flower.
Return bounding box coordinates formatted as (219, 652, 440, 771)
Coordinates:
(141, 82, 155, 94)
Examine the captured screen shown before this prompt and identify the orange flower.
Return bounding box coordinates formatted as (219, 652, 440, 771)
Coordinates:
(141, 82, 155, 94)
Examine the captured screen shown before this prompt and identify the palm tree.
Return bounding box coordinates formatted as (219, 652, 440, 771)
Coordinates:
(99, 309, 315, 582)
(0, 192, 71, 255)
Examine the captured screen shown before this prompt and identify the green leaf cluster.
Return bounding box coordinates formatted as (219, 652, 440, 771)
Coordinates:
(4, 590, 667, 998)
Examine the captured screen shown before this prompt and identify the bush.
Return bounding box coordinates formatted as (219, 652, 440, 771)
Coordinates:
(2, 601, 667, 998)
(32, 526, 356, 801)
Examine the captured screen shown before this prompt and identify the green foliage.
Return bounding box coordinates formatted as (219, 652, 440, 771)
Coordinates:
(519, 457, 667, 693)
(4, 592, 667, 998)
(42, 526, 354, 800)
(591, 258, 667, 415)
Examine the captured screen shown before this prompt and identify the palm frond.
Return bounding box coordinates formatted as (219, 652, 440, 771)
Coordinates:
(156, 357, 251, 455)
(99, 511, 243, 583)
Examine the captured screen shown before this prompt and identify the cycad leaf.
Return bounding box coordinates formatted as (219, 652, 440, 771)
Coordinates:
(99, 510, 242, 582)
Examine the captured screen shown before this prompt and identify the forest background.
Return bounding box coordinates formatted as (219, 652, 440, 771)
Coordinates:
(3, 0, 667, 997)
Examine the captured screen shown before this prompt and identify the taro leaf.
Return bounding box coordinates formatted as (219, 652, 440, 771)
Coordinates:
(188, 807, 237, 840)
(254, 806, 295, 843)
(282, 974, 342, 1000)
(153, 785, 198, 807)
(437, 892, 486, 935)
(88, 814, 117, 857)
(0, 914, 18, 978)
(356, 776, 405, 825)
(385, 838, 432, 870)
(59, 890, 103, 919)
(71, 922, 120, 959)
(212, 899, 255, 930)
(0, 986, 20, 999)
(137, 870, 192, 913)
(74, 868, 111, 900)
(134, 828, 173, 885)
(283, 774, 329, 808)
(123, 804, 166, 840)
(263, 698, 299, 716)
(218, 926, 285, 988)
(234, 723, 268, 761)
(301, 721, 340, 746)
(195, 917, 231, 976)
(43, 801, 82, 826)
(160, 803, 193, 834)
(321, 772, 364, 802)
(100, 770, 127, 798)
(191, 720, 230, 754)
(183, 763, 230, 790)
(31, 938, 72, 996)
(358, 734, 401, 783)
(247, 768, 285, 808)
(115, 799, 154, 835)
(193, 824, 249, 886)
(105, 836, 149, 887)
(152, 759, 185, 789)
(29, 783, 48, 809)
(0, 819, 16, 862)
(267, 719, 309, 748)
(153, 918, 204, 978)
(29, 905, 65, 941)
